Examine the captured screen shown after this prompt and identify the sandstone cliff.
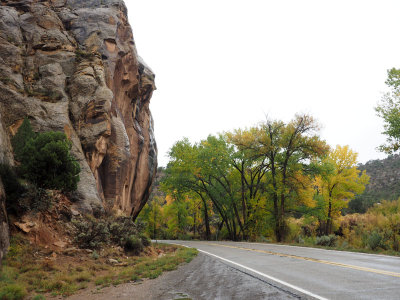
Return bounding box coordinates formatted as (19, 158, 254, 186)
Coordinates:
(0, 113, 12, 262)
(0, 178, 9, 263)
(0, 0, 157, 218)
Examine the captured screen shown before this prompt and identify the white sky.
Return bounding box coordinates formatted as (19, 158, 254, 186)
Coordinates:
(126, 0, 400, 167)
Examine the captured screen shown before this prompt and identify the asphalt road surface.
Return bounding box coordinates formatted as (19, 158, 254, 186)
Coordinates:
(161, 240, 400, 300)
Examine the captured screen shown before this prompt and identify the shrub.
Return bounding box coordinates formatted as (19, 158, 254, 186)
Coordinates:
(71, 216, 110, 249)
(316, 235, 338, 247)
(108, 216, 139, 247)
(23, 186, 52, 212)
(0, 164, 26, 213)
(294, 235, 305, 244)
(140, 234, 151, 247)
(0, 164, 52, 213)
(124, 235, 143, 255)
(367, 231, 383, 250)
(72, 215, 146, 254)
(19, 131, 80, 191)
(0, 284, 27, 300)
(91, 251, 99, 260)
(11, 118, 36, 162)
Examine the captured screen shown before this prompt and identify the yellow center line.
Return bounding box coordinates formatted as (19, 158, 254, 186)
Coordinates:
(205, 243, 400, 278)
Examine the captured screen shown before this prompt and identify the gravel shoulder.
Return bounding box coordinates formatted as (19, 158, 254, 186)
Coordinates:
(65, 252, 298, 300)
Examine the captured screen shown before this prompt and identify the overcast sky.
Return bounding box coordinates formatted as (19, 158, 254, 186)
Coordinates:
(126, 0, 400, 167)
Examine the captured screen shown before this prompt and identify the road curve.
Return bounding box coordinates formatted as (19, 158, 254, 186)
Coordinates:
(160, 240, 400, 300)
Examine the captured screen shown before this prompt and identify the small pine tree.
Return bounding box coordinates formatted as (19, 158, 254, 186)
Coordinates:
(19, 131, 80, 192)
(11, 118, 36, 161)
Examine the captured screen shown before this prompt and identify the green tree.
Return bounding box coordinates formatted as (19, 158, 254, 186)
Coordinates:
(19, 131, 80, 191)
(162, 138, 214, 240)
(376, 68, 400, 153)
(226, 128, 270, 239)
(140, 196, 165, 239)
(314, 145, 370, 235)
(241, 115, 329, 242)
(11, 118, 36, 161)
(161, 115, 329, 242)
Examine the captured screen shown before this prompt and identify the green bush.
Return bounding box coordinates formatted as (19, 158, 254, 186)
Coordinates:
(0, 284, 27, 300)
(91, 251, 99, 260)
(0, 164, 52, 213)
(316, 235, 337, 247)
(140, 234, 151, 247)
(11, 118, 36, 162)
(124, 235, 143, 255)
(71, 216, 110, 249)
(19, 131, 80, 192)
(72, 215, 146, 254)
(0, 164, 26, 213)
(23, 186, 52, 212)
(367, 231, 383, 250)
(108, 216, 139, 247)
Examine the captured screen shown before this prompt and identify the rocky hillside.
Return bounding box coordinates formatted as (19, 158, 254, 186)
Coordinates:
(348, 154, 400, 213)
(0, 0, 157, 257)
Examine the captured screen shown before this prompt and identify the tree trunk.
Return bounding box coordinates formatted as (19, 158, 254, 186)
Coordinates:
(279, 193, 286, 241)
(326, 199, 332, 235)
(193, 211, 196, 237)
(233, 202, 245, 240)
(241, 165, 247, 226)
(202, 199, 211, 240)
(273, 194, 281, 242)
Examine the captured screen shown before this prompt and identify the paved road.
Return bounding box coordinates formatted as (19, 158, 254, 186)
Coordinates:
(161, 240, 400, 300)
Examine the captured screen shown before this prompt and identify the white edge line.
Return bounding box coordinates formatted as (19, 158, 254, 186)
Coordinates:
(246, 242, 400, 260)
(155, 240, 400, 260)
(170, 242, 328, 300)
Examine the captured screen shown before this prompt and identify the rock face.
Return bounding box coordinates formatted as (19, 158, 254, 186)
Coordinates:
(0, 0, 157, 218)
(0, 177, 9, 263)
(0, 114, 11, 262)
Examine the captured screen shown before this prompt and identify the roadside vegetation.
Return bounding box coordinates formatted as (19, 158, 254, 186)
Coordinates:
(137, 68, 400, 256)
(286, 199, 400, 255)
(0, 235, 197, 299)
(0, 118, 80, 216)
(138, 116, 370, 243)
(0, 119, 198, 300)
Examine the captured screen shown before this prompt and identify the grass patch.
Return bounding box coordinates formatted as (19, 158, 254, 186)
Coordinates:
(0, 284, 27, 300)
(0, 236, 197, 298)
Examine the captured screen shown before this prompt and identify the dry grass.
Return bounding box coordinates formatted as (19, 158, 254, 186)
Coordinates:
(0, 235, 197, 299)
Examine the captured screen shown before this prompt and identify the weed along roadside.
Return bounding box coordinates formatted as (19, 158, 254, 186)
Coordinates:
(0, 235, 198, 299)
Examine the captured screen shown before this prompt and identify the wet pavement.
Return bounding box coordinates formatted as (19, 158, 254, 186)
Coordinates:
(65, 252, 297, 300)
(165, 240, 400, 300)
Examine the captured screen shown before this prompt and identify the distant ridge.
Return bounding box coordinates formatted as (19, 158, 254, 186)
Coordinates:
(348, 154, 400, 213)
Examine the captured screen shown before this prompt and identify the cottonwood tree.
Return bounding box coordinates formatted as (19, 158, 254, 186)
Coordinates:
(244, 115, 329, 242)
(162, 138, 213, 240)
(314, 145, 370, 235)
(159, 114, 330, 242)
(226, 128, 271, 239)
